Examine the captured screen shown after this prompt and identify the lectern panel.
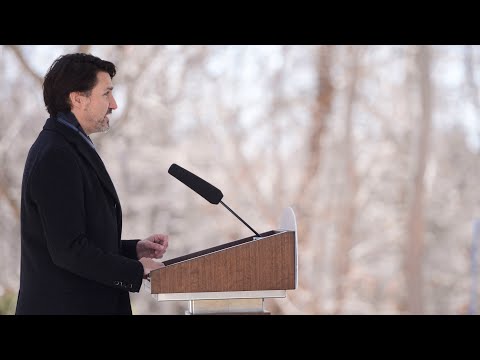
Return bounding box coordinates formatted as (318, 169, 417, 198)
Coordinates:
(150, 230, 295, 294)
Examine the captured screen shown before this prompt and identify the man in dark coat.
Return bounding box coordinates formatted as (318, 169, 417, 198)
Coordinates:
(16, 53, 169, 315)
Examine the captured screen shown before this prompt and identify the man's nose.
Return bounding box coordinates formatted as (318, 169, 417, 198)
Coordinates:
(110, 96, 118, 110)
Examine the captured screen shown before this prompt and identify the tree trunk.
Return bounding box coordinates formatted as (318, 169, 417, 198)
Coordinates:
(333, 46, 361, 314)
(404, 45, 432, 314)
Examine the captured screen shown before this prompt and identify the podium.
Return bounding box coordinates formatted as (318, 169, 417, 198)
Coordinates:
(143, 207, 298, 314)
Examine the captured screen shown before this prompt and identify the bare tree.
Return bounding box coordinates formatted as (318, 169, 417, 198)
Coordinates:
(464, 45, 480, 147)
(292, 45, 335, 313)
(5, 45, 43, 86)
(294, 45, 334, 208)
(333, 45, 362, 314)
(403, 45, 433, 314)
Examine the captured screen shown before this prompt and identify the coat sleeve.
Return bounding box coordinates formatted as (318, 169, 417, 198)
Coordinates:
(121, 239, 140, 260)
(30, 147, 144, 292)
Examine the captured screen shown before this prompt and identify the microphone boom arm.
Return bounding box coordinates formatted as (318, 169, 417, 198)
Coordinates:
(220, 201, 260, 237)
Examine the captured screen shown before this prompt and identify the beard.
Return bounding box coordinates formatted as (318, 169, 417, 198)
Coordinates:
(94, 115, 110, 133)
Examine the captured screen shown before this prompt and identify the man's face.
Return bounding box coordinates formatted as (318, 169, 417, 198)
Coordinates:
(77, 71, 117, 135)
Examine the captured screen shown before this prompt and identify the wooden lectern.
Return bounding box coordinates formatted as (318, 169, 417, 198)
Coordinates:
(143, 207, 298, 314)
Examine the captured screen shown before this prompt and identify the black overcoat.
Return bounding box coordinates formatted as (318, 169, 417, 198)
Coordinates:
(16, 116, 144, 315)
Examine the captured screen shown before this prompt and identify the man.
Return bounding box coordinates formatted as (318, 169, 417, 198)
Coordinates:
(16, 53, 168, 315)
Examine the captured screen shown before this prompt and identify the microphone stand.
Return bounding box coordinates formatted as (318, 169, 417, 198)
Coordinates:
(220, 201, 260, 237)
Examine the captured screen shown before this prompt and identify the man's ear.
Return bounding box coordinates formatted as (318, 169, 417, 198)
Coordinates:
(69, 92, 85, 110)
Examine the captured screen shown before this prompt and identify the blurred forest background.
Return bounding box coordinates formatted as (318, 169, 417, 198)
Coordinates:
(1, 45, 479, 315)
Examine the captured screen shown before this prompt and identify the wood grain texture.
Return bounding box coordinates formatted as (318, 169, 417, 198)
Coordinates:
(150, 231, 296, 294)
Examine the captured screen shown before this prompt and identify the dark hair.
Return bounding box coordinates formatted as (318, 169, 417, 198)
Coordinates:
(43, 53, 116, 117)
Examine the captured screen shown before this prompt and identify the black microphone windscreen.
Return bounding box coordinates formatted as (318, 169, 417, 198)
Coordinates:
(168, 163, 224, 204)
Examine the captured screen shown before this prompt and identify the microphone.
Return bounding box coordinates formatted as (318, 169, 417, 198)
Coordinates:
(168, 163, 260, 237)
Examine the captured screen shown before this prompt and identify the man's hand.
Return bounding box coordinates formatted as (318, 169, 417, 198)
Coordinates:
(136, 234, 169, 260)
(139, 257, 165, 278)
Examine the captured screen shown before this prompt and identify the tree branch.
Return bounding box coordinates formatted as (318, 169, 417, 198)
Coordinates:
(6, 45, 43, 86)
